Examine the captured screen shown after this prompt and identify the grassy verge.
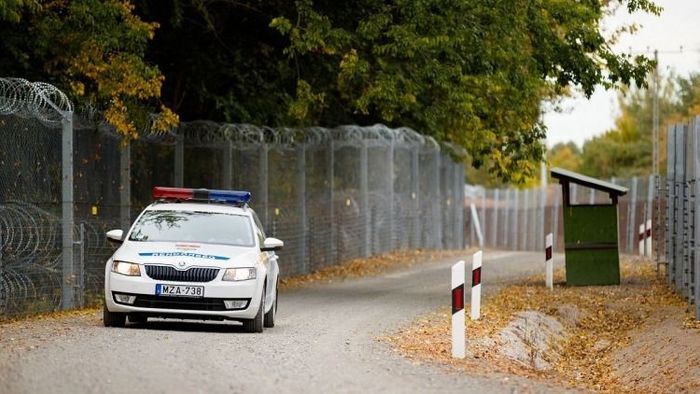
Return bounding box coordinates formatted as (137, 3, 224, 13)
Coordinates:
(385, 258, 689, 392)
(279, 249, 470, 289)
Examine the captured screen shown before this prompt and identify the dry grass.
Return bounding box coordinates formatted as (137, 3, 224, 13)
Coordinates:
(279, 249, 471, 289)
(385, 258, 687, 392)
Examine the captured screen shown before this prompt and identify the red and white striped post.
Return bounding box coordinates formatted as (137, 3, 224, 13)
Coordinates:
(645, 219, 652, 257)
(470, 251, 482, 321)
(545, 233, 553, 290)
(451, 260, 466, 359)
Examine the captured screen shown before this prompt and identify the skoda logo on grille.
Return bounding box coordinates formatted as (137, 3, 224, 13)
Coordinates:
(178, 261, 187, 269)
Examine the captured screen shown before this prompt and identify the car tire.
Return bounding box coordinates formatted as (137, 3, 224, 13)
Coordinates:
(242, 288, 264, 333)
(263, 288, 277, 328)
(103, 305, 126, 327)
(128, 314, 148, 325)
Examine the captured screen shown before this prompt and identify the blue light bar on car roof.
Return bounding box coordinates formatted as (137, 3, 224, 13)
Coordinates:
(153, 186, 251, 204)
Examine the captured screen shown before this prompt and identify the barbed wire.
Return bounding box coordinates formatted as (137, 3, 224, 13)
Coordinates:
(0, 78, 73, 128)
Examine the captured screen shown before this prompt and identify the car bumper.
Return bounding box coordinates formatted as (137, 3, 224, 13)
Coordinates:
(105, 271, 263, 320)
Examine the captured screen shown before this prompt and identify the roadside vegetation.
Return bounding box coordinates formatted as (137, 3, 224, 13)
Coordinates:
(386, 258, 699, 392)
(0, 0, 660, 182)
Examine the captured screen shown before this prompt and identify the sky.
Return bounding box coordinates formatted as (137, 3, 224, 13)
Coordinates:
(543, 0, 700, 148)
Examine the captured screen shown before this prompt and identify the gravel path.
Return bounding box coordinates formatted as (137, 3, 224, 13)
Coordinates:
(0, 251, 565, 394)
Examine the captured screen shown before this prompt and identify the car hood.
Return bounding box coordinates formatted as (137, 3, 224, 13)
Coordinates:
(112, 241, 259, 269)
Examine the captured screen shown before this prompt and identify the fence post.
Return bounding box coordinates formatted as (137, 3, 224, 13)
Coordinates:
(259, 144, 269, 230)
(327, 139, 336, 265)
(491, 189, 499, 248)
(174, 133, 184, 187)
(523, 189, 530, 250)
(297, 143, 308, 273)
(676, 126, 686, 293)
(76, 223, 85, 308)
(120, 140, 131, 233)
(512, 189, 519, 250)
(647, 174, 654, 257)
(667, 124, 676, 285)
(627, 177, 638, 254)
(222, 140, 232, 189)
(387, 137, 395, 251)
(553, 186, 560, 250)
(504, 188, 511, 249)
(411, 144, 420, 248)
(360, 140, 370, 257)
(433, 151, 442, 249)
(693, 117, 700, 317)
(61, 113, 75, 310)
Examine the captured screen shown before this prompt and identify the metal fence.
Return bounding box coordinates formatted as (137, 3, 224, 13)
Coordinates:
(464, 175, 662, 257)
(665, 116, 700, 317)
(0, 78, 465, 316)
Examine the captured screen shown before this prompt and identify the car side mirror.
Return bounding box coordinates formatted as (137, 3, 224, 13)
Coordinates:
(106, 229, 124, 244)
(261, 237, 283, 252)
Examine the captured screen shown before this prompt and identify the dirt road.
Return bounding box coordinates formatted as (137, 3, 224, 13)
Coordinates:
(0, 251, 566, 394)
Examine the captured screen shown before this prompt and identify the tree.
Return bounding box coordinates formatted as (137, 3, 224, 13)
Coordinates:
(0, 0, 178, 138)
(548, 142, 582, 173)
(270, 0, 659, 182)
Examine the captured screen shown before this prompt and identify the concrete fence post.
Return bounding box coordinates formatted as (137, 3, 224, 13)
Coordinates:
(297, 143, 308, 273)
(174, 133, 184, 187)
(61, 113, 75, 310)
(360, 140, 370, 257)
(120, 140, 131, 233)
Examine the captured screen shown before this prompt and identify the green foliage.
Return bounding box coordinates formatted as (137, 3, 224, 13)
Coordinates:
(270, 0, 656, 182)
(0, 0, 177, 138)
(0, 0, 659, 182)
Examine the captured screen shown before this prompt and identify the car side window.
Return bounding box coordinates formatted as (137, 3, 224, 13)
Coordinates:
(251, 211, 266, 244)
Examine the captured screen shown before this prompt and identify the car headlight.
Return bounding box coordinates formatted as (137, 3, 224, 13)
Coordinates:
(111, 261, 141, 276)
(222, 267, 256, 281)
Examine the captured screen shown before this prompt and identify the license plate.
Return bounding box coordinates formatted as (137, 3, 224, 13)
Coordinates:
(155, 284, 204, 297)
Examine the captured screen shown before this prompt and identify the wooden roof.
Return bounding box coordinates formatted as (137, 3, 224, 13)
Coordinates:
(550, 167, 628, 196)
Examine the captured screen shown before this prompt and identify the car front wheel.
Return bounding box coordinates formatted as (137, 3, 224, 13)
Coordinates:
(242, 288, 264, 333)
(264, 288, 277, 328)
(103, 305, 126, 327)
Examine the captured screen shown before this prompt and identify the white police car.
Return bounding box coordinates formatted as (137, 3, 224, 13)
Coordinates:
(103, 187, 282, 333)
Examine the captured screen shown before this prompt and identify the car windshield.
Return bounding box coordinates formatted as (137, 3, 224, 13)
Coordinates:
(128, 210, 255, 247)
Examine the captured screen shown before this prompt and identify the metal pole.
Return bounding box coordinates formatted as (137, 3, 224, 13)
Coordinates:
(693, 117, 700, 317)
(387, 139, 395, 251)
(512, 189, 519, 251)
(120, 140, 131, 233)
(504, 188, 511, 249)
(647, 174, 654, 257)
(61, 113, 75, 310)
(297, 144, 308, 273)
(667, 124, 677, 285)
(433, 151, 442, 249)
(523, 188, 530, 250)
(360, 140, 370, 257)
(259, 145, 269, 229)
(553, 185, 560, 250)
(628, 177, 638, 254)
(174, 133, 184, 187)
(492, 189, 500, 248)
(327, 139, 336, 265)
(411, 145, 420, 248)
(222, 140, 232, 189)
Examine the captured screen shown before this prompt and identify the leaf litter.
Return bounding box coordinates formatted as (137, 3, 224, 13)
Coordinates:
(385, 257, 692, 392)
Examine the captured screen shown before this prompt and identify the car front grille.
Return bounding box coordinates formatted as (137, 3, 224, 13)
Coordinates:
(145, 265, 220, 282)
(133, 295, 227, 311)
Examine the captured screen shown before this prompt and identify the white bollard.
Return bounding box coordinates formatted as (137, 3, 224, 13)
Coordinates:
(645, 219, 652, 257)
(451, 260, 466, 359)
(545, 233, 553, 290)
(471, 251, 482, 321)
(638, 223, 645, 256)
